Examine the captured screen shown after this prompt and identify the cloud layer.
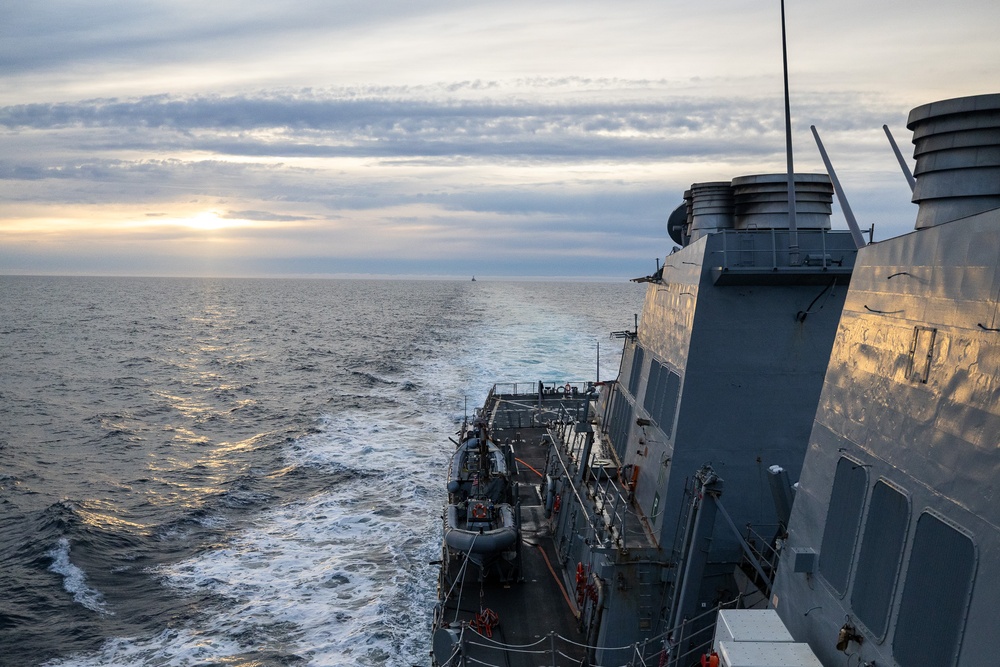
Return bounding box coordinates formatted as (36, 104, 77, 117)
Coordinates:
(2, 1, 998, 277)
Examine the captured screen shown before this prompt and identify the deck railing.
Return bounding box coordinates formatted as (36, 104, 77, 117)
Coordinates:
(551, 420, 631, 550)
(438, 599, 732, 667)
(711, 228, 853, 271)
(491, 380, 596, 397)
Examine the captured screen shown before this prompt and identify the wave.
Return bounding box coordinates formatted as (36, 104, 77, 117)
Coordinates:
(10, 278, 643, 666)
(46, 538, 113, 616)
(349, 369, 396, 387)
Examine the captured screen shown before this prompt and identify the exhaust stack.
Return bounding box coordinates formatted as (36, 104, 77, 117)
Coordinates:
(907, 93, 1000, 229)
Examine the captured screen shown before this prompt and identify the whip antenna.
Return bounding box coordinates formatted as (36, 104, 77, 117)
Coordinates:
(780, 0, 800, 264)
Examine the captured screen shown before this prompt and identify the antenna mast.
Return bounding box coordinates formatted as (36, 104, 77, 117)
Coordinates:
(780, 0, 799, 264)
(883, 124, 917, 192)
(596, 341, 600, 384)
(811, 125, 866, 249)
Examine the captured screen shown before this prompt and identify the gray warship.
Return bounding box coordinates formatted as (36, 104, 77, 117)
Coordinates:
(431, 92, 1000, 667)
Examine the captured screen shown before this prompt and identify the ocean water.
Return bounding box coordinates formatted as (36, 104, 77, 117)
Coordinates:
(0, 276, 644, 667)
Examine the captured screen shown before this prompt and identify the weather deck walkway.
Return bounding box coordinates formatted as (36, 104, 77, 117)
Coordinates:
(435, 390, 590, 666)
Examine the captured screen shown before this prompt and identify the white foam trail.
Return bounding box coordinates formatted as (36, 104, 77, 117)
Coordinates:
(146, 408, 446, 666)
(162, 491, 438, 665)
(47, 537, 113, 616)
(41, 629, 247, 667)
(43, 395, 450, 666)
(450, 282, 635, 392)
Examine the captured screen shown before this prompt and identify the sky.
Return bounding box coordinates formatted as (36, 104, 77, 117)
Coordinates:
(1, 1, 998, 279)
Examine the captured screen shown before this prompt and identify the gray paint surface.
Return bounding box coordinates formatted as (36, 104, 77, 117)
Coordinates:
(588, 226, 857, 656)
(773, 207, 1000, 667)
(631, 230, 856, 562)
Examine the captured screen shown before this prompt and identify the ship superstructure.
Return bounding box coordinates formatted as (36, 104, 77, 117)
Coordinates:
(432, 81, 1000, 667)
(585, 173, 860, 659)
(762, 93, 1000, 667)
(433, 174, 862, 665)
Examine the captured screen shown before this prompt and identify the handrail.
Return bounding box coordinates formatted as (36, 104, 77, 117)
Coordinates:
(709, 228, 853, 271)
(551, 420, 634, 548)
(744, 522, 781, 571)
(440, 600, 736, 667)
(491, 380, 597, 397)
(548, 430, 601, 536)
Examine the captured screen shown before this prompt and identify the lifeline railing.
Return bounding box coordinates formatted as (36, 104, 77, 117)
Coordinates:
(437, 599, 731, 667)
(488, 381, 595, 429)
(549, 418, 633, 550)
(744, 522, 782, 574)
(491, 380, 595, 397)
(711, 228, 852, 271)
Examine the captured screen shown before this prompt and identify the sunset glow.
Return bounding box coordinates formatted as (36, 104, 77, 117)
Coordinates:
(2, 0, 998, 277)
(176, 212, 248, 232)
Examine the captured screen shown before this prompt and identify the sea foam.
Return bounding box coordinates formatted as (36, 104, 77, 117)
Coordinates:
(158, 412, 443, 666)
(47, 537, 113, 616)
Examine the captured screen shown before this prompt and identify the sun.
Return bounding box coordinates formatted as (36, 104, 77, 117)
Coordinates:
(182, 211, 240, 231)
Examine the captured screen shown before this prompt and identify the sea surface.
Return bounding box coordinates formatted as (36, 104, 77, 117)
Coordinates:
(0, 276, 645, 667)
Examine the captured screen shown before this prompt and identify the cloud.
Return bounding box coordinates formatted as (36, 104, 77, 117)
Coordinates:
(222, 210, 313, 222)
(0, 86, 899, 161)
(3, 0, 997, 276)
(0, 79, 922, 280)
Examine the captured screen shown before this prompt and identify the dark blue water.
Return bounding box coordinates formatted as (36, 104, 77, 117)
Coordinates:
(0, 276, 644, 666)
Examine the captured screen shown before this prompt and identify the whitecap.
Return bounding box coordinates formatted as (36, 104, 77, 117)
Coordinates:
(41, 628, 249, 667)
(47, 537, 113, 616)
(139, 400, 449, 665)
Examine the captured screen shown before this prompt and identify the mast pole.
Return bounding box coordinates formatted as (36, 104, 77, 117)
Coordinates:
(883, 124, 917, 192)
(811, 125, 866, 249)
(781, 0, 799, 263)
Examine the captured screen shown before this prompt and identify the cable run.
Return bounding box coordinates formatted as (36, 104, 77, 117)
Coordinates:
(515, 457, 543, 477)
(534, 544, 577, 615)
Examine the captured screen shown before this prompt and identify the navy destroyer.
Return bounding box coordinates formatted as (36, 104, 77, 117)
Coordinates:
(432, 92, 1000, 667)
(430, 29, 1000, 652)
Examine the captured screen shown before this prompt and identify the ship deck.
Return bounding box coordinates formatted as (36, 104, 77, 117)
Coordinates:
(435, 386, 593, 666)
